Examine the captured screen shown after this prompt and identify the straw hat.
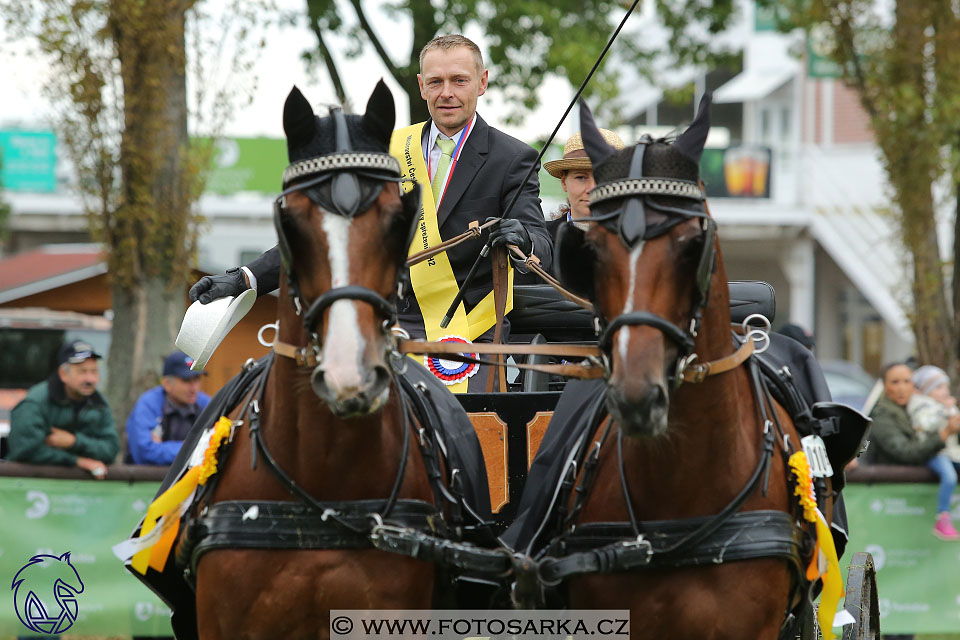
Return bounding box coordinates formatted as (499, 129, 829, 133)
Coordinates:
(175, 289, 257, 371)
(543, 129, 625, 178)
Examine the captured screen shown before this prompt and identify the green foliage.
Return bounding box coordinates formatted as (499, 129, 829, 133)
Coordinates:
(304, 0, 742, 123)
(1, 0, 269, 290)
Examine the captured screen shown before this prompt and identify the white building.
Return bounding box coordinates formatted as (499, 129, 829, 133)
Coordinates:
(611, 2, 916, 374)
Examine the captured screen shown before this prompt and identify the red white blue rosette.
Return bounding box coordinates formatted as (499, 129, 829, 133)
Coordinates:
(425, 335, 479, 386)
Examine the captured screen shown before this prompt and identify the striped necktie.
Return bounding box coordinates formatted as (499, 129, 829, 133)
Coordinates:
(431, 137, 456, 204)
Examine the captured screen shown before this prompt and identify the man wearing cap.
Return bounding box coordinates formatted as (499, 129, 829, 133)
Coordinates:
(7, 340, 118, 478)
(125, 351, 211, 466)
(189, 34, 551, 392)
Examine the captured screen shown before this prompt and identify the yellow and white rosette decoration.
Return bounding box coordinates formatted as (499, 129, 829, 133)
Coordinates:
(112, 417, 234, 574)
(788, 450, 851, 640)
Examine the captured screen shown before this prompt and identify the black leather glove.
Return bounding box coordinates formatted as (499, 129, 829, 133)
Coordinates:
(189, 267, 249, 304)
(486, 217, 532, 254)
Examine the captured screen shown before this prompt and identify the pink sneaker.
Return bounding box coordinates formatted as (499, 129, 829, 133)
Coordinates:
(934, 513, 959, 540)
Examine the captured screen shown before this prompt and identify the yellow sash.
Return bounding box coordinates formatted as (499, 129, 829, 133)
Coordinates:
(390, 122, 513, 393)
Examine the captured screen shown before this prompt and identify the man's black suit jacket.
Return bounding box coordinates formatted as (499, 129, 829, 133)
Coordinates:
(244, 114, 552, 330)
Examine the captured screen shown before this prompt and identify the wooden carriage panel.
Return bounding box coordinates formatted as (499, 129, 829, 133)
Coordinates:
(457, 392, 561, 530)
(468, 412, 509, 513)
(526, 411, 553, 469)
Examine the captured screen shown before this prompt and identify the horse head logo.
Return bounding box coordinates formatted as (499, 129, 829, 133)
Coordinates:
(11, 552, 84, 634)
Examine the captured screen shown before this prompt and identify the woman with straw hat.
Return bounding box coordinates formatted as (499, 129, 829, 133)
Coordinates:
(542, 128, 625, 229)
(518, 128, 624, 285)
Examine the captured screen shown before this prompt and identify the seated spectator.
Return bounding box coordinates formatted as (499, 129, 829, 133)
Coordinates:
(126, 351, 210, 465)
(870, 362, 960, 540)
(6, 340, 118, 479)
(908, 365, 960, 540)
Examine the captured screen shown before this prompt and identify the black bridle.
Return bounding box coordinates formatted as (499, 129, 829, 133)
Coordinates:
(580, 135, 717, 385)
(272, 106, 409, 354)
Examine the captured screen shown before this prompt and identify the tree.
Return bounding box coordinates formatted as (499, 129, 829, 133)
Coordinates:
(765, 0, 960, 373)
(303, 0, 739, 122)
(3, 0, 266, 444)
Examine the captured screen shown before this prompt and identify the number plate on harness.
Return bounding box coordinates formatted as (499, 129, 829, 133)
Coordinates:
(801, 434, 834, 478)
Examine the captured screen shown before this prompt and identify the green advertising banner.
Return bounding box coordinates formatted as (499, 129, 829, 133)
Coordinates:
(841, 483, 960, 635)
(0, 130, 56, 193)
(203, 137, 288, 195)
(1, 476, 958, 636)
(0, 477, 173, 637)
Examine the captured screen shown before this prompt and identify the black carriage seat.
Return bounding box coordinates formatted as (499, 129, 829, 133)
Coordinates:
(510, 281, 777, 345)
(510, 281, 779, 392)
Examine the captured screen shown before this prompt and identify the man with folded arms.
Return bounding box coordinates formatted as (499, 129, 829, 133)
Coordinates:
(7, 340, 118, 478)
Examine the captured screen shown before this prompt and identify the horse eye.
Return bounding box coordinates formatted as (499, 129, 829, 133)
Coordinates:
(678, 231, 705, 263)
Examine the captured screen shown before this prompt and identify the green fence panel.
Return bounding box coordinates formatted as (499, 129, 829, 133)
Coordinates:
(1, 476, 959, 636)
(0, 477, 172, 637)
(841, 483, 960, 634)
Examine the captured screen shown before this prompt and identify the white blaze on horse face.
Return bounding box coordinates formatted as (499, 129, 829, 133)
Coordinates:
(319, 212, 365, 391)
(619, 242, 645, 364)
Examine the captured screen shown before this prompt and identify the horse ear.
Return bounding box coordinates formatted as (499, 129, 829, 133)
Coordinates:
(579, 99, 616, 168)
(674, 92, 712, 164)
(283, 86, 317, 150)
(554, 222, 596, 300)
(362, 79, 396, 147)
(59, 551, 71, 562)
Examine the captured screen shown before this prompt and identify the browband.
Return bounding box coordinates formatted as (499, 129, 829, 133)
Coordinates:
(282, 152, 401, 187)
(589, 177, 705, 206)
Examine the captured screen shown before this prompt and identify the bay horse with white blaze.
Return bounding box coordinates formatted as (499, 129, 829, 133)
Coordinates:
(192, 82, 443, 640)
(534, 97, 831, 639)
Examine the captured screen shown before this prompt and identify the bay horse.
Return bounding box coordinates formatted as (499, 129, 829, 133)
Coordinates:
(191, 82, 447, 640)
(534, 98, 832, 639)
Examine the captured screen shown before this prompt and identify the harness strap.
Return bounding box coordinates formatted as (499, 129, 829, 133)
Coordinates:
(598, 311, 695, 354)
(508, 246, 593, 311)
(406, 219, 490, 267)
(681, 337, 755, 383)
(538, 510, 803, 582)
(488, 245, 510, 393)
(370, 524, 513, 574)
(400, 340, 601, 358)
(401, 343, 605, 380)
(273, 340, 321, 367)
(188, 499, 439, 574)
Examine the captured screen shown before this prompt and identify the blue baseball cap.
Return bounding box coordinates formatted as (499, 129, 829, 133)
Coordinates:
(163, 351, 207, 380)
(58, 340, 103, 365)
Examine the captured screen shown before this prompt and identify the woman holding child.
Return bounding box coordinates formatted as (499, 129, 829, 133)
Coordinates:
(869, 362, 960, 540)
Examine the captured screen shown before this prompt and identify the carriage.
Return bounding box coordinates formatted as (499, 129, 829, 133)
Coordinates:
(120, 81, 882, 640)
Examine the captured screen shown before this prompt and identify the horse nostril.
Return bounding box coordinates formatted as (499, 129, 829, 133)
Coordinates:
(644, 384, 666, 412)
(365, 365, 390, 393)
(310, 366, 330, 400)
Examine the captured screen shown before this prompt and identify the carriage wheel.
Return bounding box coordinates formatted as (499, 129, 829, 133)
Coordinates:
(840, 552, 880, 640)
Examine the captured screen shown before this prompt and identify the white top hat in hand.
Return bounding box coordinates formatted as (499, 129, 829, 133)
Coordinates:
(175, 289, 257, 371)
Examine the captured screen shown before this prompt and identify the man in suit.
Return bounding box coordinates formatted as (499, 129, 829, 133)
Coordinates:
(191, 34, 551, 391)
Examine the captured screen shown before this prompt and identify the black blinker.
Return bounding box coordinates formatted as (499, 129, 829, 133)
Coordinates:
(329, 106, 363, 216)
(618, 137, 649, 247)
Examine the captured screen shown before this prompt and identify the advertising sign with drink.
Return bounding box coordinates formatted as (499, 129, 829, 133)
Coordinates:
(700, 146, 772, 198)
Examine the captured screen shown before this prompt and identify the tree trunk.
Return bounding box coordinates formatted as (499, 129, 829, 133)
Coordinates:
(105, 0, 196, 456)
(106, 277, 180, 453)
